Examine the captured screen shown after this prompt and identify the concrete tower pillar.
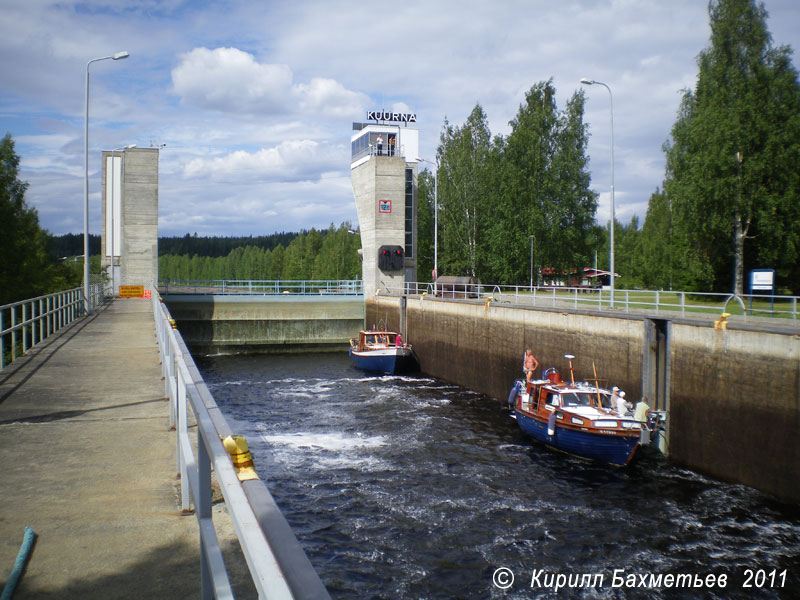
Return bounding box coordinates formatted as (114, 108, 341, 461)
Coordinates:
(350, 113, 419, 296)
(101, 147, 159, 296)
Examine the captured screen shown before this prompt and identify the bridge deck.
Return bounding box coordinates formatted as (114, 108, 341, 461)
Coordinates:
(0, 299, 254, 598)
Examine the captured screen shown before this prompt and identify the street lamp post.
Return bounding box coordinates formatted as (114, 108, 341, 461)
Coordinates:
(107, 144, 135, 298)
(529, 235, 535, 291)
(416, 157, 438, 294)
(580, 78, 615, 308)
(84, 51, 129, 314)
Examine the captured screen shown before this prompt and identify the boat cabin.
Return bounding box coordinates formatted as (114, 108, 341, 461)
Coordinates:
(519, 375, 639, 433)
(351, 330, 405, 352)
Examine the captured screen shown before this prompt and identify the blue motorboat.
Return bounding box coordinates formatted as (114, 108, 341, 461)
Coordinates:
(508, 365, 643, 466)
(349, 329, 414, 375)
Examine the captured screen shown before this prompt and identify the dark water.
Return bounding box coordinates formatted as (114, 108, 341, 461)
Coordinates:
(197, 353, 800, 599)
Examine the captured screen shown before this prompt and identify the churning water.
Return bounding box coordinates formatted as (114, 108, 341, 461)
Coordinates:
(197, 353, 800, 599)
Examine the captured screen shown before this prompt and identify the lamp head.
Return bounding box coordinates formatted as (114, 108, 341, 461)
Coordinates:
(580, 78, 594, 86)
(112, 51, 130, 60)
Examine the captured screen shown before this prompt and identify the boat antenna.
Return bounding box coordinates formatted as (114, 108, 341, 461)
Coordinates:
(564, 354, 576, 386)
(592, 361, 602, 407)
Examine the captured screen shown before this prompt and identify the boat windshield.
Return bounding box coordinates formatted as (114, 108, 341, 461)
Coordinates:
(559, 392, 597, 408)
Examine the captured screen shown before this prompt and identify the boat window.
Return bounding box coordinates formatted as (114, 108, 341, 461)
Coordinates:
(548, 393, 559, 406)
(559, 392, 594, 407)
(596, 392, 612, 409)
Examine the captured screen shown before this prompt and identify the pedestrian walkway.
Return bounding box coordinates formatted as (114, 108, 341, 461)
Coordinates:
(0, 299, 253, 598)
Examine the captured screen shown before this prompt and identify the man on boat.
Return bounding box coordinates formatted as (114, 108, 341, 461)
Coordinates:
(395, 332, 403, 347)
(524, 349, 539, 383)
(634, 396, 651, 423)
(615, 390, 630, 415)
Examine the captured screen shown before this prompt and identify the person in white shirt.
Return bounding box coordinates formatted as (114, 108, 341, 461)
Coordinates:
(615, 390, 630, 416)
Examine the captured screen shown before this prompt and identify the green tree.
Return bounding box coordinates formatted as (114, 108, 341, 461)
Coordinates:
(488, 81, 597, 284)
(312, 223, 361, 280)
(638, 189, 674, 290)
(436, 105, 493, 278)
(612, 216, 642, 289)
(416, 170, 435, 282)
(0, 134, 76, 304)
(664, 0, 800, 293)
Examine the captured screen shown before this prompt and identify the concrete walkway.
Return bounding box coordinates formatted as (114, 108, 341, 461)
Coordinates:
(0, 299, 254, 598)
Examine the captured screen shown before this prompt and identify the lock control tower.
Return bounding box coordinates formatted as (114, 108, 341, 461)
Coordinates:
(350, 110, 419, 296)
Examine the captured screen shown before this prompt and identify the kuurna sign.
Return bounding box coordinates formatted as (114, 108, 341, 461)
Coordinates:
(367, 110, 417, 124)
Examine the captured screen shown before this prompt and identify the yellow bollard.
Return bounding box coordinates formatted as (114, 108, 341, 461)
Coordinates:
(714, 312, 731, 330)
(222, 435, 259, 481)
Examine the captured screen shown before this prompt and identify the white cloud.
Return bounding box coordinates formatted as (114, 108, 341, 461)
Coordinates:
(172, 47, 294, 114)
(183, 139, 342, 182)
(172, 47, 367, 118)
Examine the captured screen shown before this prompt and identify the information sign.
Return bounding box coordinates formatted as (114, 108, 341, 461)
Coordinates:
(119, 285, 145, 298)
(749, 269, 774, 293)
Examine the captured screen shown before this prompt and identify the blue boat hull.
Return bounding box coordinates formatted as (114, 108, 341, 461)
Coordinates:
(349, 347, 413, 375)
(515, 410, 638, 466)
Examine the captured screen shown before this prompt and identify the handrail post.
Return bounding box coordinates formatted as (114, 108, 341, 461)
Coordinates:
(0, 309, 5, 370)
(198, 431, 214, 600)
(177, 367, 190, 511)
(11, 305, 17, 362)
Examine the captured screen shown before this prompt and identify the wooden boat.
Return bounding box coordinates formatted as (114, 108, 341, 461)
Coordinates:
(508, 357, 645, 466)
(349, 330, 414, 375)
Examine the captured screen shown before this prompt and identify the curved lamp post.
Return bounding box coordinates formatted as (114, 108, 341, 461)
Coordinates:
(83, 51, 129, 314)
(580, 78, 615, 308)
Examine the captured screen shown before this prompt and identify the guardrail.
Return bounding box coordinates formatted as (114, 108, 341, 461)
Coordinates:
(151, 285, 329, 600)
(0, 284, 103, 371)
(376, 282, 800, 325)
(159, 279, 363, 296)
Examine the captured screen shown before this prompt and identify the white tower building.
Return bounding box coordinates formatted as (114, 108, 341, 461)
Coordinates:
(350, 111, 419, 296)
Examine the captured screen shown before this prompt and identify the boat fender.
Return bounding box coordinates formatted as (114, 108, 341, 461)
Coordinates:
(507, 381, 521, 410)
(547, 413, 556, 436)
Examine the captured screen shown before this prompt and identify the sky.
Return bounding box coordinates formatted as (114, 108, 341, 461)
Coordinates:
(1, 0, 799, 239)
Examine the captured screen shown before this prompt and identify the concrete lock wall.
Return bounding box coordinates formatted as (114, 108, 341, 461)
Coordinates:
(669, 324, 800, 502)
(367, 295, 800, 503)
(165, 295, 365, 354)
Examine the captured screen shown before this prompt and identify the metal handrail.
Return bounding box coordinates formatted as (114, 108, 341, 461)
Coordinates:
(0, 284, 103, 370)
(159, 279, 363, 296)
(151, 285, 329, 599)
(375, 281, 800, 325)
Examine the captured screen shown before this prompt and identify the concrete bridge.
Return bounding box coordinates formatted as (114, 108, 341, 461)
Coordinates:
(0, 292, 330, 598)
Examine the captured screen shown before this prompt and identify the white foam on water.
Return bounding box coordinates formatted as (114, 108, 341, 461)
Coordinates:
(263, 431, 387, 451)
(261, 431, 390, 472)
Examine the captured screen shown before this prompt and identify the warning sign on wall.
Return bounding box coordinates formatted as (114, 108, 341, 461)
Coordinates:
(119, 285, 145, 298)
(379, 199, 392, 213)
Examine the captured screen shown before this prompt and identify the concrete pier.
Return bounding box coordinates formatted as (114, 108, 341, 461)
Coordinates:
(0, 300, 254, 598)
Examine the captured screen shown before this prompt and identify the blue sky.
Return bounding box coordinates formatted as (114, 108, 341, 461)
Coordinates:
(2, 0, 799, 238)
